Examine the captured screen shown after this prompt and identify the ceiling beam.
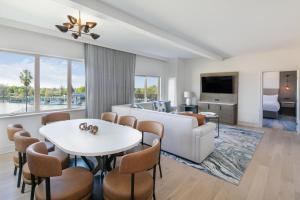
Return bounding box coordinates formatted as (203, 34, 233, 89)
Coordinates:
(56, 0, 223, 60)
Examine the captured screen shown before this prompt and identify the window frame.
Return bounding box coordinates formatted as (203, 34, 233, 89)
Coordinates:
(134, 75, 161, 103)
(0, 49, 85, 117)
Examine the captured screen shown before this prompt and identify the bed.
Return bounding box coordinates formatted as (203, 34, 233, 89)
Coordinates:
(263, 89, 280, 119)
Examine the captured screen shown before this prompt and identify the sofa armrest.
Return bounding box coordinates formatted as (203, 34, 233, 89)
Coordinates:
(191, 122, 216, 163)
(192, 122, 216, 137)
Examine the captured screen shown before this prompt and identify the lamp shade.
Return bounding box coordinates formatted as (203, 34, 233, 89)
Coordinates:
(184, 91, 191, 98)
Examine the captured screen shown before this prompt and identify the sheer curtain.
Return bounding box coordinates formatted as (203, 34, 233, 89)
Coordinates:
(84, 44, 136, 118)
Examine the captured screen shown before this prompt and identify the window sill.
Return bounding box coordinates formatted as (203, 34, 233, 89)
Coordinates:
(0, 108, 85, 119)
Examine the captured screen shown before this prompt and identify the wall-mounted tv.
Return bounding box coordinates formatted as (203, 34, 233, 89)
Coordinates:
(201, 76, 233, 93)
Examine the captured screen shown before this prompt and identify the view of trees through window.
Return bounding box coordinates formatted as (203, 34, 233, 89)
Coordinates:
(40, 56, 68, 111)
(72, 61, 86, 108)
(134, 75, 160, 102)
(0, 51, 85, 115)
(0, 51, 35, 114)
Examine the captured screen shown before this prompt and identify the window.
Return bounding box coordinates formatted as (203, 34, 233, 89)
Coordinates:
(40, 57, 68, 111)
(134, 75, 160, 102)
(71, 61, 86, 108)
(0, 51, 35, 114)
(0, 50, 85, 116)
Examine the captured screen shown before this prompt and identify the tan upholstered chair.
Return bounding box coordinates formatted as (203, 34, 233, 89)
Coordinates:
(7, 124, 23, 177)
(117, 116, 137, 128)
(41, 112, 70, 125)
(136, 121, 164, 178)
(41, 112, 71, 153)
(104, 139, 160, 200)
(112, 116, 138, 168)
(26, 142, 93, 200)
(101, 112, 118, 123)
(14, 131, 69, 199)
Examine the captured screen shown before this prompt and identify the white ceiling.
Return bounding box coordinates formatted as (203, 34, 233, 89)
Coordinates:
(1, 0, 300, 60)
(100, 0, 300, 58)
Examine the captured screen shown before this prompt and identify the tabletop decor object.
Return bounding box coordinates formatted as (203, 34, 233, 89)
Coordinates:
(79, 122, 99, 134)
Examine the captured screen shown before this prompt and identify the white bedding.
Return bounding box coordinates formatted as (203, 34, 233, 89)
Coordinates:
(263, 95, 280, 112)
(263, 100, 280, 112)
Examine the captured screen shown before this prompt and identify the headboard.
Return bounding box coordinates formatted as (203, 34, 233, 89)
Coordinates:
(263, 88, 279, 95)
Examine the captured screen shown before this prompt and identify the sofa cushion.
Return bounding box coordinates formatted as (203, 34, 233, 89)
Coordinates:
(179, 112, 205, 126)
(152, 101, 172, 112)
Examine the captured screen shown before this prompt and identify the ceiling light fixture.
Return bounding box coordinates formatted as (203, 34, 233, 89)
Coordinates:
(55, 11, 100, 40)
(285, 74, 290, 90)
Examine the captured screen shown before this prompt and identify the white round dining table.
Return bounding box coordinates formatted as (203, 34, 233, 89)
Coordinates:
(39, 118, 142, 174)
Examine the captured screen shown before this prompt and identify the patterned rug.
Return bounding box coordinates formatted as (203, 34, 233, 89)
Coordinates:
(162, 124, 263, 185)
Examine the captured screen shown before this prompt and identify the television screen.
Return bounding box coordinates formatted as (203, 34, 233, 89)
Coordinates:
(201, 76, 233, 93)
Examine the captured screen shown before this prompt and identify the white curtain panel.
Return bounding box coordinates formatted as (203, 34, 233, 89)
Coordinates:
(84, 44, 136, 118)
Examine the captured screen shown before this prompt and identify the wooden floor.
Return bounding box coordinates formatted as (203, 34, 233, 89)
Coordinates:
(1, 127, 300, 200)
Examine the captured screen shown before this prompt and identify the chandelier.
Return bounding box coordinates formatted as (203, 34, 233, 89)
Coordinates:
(55, 11, 100, 40)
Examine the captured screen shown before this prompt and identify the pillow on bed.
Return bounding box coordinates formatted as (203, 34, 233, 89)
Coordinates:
(263, 94, 278, 102)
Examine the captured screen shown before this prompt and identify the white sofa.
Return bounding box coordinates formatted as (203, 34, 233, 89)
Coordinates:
(112, 104, 216, 163)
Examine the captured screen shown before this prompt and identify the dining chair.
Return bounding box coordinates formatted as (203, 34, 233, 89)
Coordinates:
(117, 115, 137, 128)
(7, 124, 23, 177)
(136, 121, 164, 178)
(41, 112, 71, 125)
(14, 130, 69, 199)
(112, 116, 138, 168)
(26, 142, 93, 200)
(41, 112, 70, 159)
(104, 139, 160, 200)
(101, 112, 118, 123)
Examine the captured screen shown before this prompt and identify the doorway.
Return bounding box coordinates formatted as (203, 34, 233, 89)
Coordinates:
(261, 70, 298, 132)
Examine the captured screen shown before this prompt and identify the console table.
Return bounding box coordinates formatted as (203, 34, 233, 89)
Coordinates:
(198, 101, 237, 125)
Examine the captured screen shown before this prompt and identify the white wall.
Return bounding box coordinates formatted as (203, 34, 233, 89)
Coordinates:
(263, 72, 280, 89)
(0, 25, 84, 60)
(183, 47, 300, 126)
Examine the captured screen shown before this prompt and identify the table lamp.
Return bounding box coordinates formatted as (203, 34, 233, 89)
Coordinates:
(184, 91, 192, 105)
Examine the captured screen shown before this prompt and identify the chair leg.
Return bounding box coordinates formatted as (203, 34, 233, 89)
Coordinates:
(113, 157, 116, 168)
(17, 152, 23, 188)
(30, 174, 36, 200)
(74, 155, 77, 167)
(14, 166, 17, 176)
(158, 159, 162, 178)
(45, 177, 51, 200)
(21, 181, 25, 193)
(153, 164, 157, 200)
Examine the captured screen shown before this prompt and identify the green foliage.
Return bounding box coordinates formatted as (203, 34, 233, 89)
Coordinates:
(19, 69, 33, 87)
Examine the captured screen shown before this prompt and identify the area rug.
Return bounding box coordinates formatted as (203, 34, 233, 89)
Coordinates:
(162, 124, 263, 185)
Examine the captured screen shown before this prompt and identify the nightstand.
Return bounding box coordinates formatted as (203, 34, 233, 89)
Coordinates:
(280, 101, 296, 116)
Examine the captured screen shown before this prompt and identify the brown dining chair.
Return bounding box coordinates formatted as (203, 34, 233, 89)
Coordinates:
(136, 121, 164, 178)
(41, 112, 71, 125)
(41, 112, 70, 157)
(26, 142, 93, 200)
(112, 116, 138, 168)
(14, 130, 69, 199)
(117, 116, 137, 128)
(104, 139, 160, 200)
(7, 124, 23, 177)
(101, 112, 118, 123)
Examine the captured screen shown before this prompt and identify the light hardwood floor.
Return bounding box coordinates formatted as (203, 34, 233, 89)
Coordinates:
(1, 127, 300, 200)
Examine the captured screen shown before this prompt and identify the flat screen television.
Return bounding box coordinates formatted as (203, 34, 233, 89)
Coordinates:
(201, 76, 233, 93)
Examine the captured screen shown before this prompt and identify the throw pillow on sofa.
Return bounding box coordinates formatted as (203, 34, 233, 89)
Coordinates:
(153, 101, 167, 112)
(179, 112, 205, 126)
